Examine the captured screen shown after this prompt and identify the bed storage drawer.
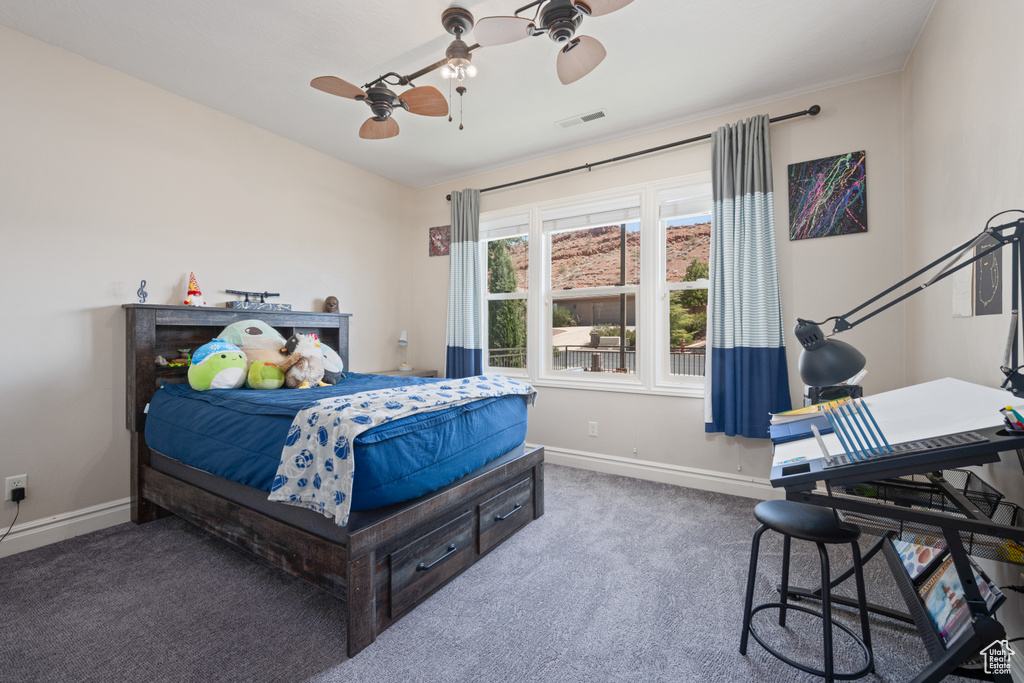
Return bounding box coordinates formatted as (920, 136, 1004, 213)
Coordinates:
(478, 477, 533, 554)
(390, 511, 475, 617)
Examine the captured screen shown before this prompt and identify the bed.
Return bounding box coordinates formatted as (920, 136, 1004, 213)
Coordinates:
(123, 304, 544, 657)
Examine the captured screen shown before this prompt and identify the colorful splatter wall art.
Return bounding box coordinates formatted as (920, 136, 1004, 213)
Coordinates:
(788, 150, 867, 241)
(428, 225, 451, 256)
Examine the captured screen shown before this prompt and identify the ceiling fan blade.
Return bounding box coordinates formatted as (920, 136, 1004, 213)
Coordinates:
(474, 16, 534, 46)
(400, 86, 448, 117)
(310, 76, 366, 100)
(556, 35, 606, 85)
(574, 0, 635, 17)
(359, 117, 399, 140)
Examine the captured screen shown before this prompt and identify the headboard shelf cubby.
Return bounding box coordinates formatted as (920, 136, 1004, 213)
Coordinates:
(123, 303, 351, 431)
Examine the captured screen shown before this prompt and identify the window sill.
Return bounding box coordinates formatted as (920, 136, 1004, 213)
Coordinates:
(530, 375, 705, 398)
(485, 367, 529, 379)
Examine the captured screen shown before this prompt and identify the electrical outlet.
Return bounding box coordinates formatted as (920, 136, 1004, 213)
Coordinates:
(588, 421, 598, 438)
(4, 474, 27, 501)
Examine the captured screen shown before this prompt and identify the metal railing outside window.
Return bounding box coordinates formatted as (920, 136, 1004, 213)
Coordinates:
(544, 345, 706, 376)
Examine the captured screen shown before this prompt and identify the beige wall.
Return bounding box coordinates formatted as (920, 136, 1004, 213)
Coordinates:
(0, 26, 416, 530)
(10, 0, 1020, 573)
(409, 73, 906, 483)
(902, 0, 1024, 621)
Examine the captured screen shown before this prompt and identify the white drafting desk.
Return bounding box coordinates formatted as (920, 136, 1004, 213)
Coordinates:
(771, 378, 1024, 683)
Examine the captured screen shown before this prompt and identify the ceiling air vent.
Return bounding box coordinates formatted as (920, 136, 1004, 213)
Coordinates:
(556, 109, 607, 128)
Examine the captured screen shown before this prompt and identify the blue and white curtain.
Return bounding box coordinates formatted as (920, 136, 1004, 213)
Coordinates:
(445, 189, 484, 378)
(704, 115, 791, 438)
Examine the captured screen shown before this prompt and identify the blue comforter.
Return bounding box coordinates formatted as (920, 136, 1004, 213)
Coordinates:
(146, 373, 532, 513)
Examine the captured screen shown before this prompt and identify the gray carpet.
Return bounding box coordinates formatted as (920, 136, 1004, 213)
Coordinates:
(0, 465, 969, 682)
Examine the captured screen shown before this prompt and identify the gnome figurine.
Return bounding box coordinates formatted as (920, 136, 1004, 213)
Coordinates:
(184, 272, 207, 307)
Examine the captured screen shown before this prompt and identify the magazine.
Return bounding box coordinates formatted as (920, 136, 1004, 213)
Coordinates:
(917, 556, 973, 646)
(974, 566, 1004, 612)
(892, 540, 945, 582)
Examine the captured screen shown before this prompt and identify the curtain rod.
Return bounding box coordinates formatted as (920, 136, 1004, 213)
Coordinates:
(445, 104, 821, 201)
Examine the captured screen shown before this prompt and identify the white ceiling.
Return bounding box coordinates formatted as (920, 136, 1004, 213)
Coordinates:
(0, 0, 935, 189)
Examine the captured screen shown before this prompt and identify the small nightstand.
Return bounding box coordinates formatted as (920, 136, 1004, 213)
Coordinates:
(370, 369, 438, 377)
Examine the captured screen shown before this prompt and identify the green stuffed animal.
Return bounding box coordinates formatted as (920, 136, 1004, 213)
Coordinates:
(187, 339, 247, 391)
(247, 360, 285, 390)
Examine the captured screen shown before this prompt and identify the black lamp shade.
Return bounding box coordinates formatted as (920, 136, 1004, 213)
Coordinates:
(794, 319, 866, 387)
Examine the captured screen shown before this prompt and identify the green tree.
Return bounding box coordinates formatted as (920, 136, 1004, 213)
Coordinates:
(672, 259, 709, 309)
(552, 304, 578, 327)
(669, 259, 709, 347)
(488, 239, 527, 366)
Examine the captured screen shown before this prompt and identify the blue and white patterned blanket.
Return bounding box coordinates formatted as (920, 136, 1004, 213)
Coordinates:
(267, 374, 536, 525)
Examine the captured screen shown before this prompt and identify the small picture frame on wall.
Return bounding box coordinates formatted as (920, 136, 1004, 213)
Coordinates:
(429, 225, 451, 257)
(788, 150, 867, 241)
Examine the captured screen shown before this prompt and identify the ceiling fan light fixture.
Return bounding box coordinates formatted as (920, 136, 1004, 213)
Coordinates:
(442, 38, 477, 80)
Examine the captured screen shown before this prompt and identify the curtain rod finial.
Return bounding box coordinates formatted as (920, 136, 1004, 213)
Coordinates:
(808, 105, 821, 116)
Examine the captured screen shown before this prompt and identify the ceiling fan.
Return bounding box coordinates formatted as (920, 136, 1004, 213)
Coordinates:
(309, 76, 448, 140)
(474, 0, 635, 85)
(310, 8, 486, 139)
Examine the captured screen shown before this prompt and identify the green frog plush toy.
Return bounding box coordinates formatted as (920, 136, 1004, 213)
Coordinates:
(246, 360, 285, 390)
(187, 339, 247, 391)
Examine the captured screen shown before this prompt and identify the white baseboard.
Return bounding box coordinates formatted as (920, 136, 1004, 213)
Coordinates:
(0, 449, 774, 559)
(0, 497, 131, 559)
(539, 445, 783, 500)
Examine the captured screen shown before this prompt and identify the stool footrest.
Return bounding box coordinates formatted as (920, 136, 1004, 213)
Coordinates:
(747, 602, 873, 680)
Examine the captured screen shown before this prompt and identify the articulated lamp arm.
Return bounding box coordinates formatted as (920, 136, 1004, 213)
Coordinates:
(795, 211, 1024, 393)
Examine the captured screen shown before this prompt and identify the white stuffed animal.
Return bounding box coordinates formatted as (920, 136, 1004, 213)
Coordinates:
(278, 333, 326, 389)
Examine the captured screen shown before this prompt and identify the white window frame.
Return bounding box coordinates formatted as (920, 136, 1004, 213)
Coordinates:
(478, 174, 711, 397)
(480, 212, 531, 378)
(541, 191, 643, 390)
(653, 176, 712, 396)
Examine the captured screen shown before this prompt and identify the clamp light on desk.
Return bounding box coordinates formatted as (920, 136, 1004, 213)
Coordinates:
(795, 210, 1024, 394)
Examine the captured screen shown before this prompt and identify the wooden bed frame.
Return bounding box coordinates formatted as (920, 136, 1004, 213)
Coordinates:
(123, 304, 544, 657)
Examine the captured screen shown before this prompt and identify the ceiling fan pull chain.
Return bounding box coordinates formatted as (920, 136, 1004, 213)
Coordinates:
(448, 78, 453, 123)
(457, 84, 466, 130)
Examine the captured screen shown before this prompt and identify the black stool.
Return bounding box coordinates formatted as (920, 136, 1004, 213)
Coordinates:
(740, 499, 873, 682)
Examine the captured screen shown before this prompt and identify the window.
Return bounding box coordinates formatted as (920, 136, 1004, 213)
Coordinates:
(481, 215, 529, 374)
(543, 197, 641, 378)
(478, 173, 710, 396)
(658, 183, 711, 380)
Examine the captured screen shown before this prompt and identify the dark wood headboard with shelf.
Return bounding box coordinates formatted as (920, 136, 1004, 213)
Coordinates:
(123, 304, 351, 432)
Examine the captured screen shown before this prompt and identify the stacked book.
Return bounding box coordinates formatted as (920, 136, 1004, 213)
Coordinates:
(893, 539, 1004, 647)
(769, 397, 851, 443)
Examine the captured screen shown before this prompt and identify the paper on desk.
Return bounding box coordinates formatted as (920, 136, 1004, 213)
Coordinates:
(771, 378, 1010, 467)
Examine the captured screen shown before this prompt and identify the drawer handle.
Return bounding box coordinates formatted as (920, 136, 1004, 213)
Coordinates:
(417, 544, 457, 572)
(495, 503, 522, 521)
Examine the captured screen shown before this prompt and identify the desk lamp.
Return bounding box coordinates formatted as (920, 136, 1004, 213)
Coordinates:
(795, 210, 1024, 395)
(398, 330, 412, 372)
